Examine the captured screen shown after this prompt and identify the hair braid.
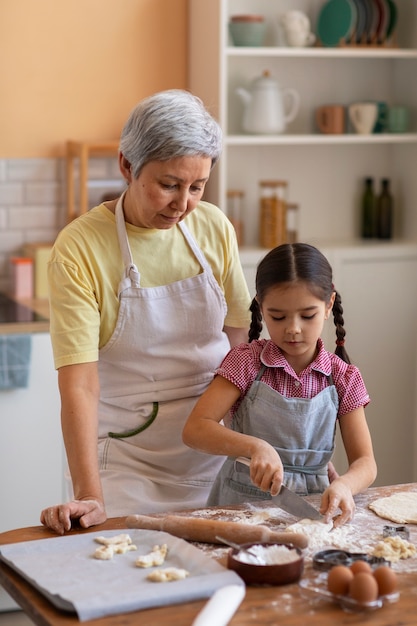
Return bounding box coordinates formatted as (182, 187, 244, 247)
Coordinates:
(332, 290, 351, 364)
(248, 298, 263, 342)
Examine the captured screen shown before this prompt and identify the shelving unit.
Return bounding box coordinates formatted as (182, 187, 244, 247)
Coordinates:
(188, 0, 417, 485)
(188, 0, 417, 248)
(66, 140, 119, 222)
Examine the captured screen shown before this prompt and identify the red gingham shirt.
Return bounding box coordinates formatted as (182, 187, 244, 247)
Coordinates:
(216, 338, 370, 418)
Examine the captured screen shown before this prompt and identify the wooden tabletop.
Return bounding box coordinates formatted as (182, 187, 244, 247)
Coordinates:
(1, 483, 417, 626)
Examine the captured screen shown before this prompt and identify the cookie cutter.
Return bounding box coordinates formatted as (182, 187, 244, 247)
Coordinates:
(382, 525, 410, 540)
(313, 549, 389, 571)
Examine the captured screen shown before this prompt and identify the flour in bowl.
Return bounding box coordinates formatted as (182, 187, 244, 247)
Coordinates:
(235, 544, 300, 565)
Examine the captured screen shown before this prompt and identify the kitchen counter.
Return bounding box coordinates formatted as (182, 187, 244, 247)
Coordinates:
(0, 294, 49, 334)
(1, 482, 417, 625)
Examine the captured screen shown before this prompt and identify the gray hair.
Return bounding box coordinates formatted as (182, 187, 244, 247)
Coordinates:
(119, 89, 222, 178)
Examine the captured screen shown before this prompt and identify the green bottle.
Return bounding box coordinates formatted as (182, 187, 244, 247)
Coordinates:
(377, 178, 393, 240)
(361, 177, 376, 238)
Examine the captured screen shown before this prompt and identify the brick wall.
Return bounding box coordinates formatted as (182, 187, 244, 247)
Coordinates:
(0, 156, 124, 293)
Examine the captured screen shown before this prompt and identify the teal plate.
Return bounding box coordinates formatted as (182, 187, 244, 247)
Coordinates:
(318, 0, 357, 47)
(385, 0, 398, 39)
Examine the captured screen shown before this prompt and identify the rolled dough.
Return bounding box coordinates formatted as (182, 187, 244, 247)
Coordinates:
(368, 492, 417, 523)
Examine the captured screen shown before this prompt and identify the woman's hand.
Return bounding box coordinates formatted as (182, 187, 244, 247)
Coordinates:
(40, 499, 106, 535)
(320, 478, 356, 527)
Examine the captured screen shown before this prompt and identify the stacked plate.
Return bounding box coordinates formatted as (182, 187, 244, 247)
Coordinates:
(317, 0, 398, 47)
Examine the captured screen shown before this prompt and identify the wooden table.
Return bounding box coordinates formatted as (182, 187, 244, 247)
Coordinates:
(1, 483, 417, 625)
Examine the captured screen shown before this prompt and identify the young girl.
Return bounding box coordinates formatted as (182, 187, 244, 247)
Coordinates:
(183, 243, 377, 526)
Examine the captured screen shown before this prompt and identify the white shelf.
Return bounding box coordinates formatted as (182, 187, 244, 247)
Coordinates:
(226, 47, 417, 59)
(226, 133, 417, 146)
(239, 240, 417, 262)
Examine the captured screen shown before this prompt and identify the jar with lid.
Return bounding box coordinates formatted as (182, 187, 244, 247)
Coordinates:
(227, 189, 244, 246)
(286, 202, 299, 243)
(259, 180, 288, 248)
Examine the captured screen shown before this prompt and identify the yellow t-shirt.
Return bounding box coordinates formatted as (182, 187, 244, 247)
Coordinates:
(48, 201, 251, 369)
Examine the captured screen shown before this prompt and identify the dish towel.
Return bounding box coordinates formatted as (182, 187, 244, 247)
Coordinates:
(0, 335, 32, 390)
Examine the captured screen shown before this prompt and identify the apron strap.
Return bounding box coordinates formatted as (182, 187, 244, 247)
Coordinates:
(115, 191, 141, 296)
(283, 462, 328, 476)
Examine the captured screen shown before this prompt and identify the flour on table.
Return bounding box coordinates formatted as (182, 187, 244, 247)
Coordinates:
(368, 492, 417, 523)
(285, 518, 353, 551)
(190, 507, 274, 524)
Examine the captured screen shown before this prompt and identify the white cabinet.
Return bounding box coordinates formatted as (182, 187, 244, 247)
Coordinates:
(188, 0, 417, 246)
(0, 332, 64, 610)
(0, 333, 64, 533)
(190, 0, 417, 486)
(322, 244, 417, 486)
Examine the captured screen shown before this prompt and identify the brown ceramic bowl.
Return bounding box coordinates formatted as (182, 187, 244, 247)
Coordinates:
(227, 542, 304, 586)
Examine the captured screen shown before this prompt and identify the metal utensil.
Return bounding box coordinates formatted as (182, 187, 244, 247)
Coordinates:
(236, 456, 323, 521)
(215, 535, 265, 564)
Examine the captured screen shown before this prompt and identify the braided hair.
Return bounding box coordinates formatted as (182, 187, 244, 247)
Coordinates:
(249, 243, 351, 364)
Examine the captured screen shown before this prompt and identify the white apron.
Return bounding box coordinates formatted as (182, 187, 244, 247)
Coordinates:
(96, 193, 231, 516)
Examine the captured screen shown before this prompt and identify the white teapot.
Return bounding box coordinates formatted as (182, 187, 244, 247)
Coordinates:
(279, 10, 316, 47)
(236, 70, 300, 134)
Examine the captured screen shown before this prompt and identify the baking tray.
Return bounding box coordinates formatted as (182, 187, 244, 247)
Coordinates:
(0, 528, 243, 621)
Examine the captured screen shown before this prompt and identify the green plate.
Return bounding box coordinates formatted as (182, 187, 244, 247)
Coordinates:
(317, 0, 357, 47)
(385, 0, 398, 39)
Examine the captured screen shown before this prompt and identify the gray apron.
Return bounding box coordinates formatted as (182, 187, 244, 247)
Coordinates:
(207, 364, 339, 506)
(95, 193, 231, 516)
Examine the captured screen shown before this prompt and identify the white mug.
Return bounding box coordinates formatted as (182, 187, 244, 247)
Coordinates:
(279, 11, 316, 48)
(348, 102, 378, 135)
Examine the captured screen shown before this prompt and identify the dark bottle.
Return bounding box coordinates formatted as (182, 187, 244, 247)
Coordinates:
(361, 177, 376, 238)
(377, 178, 393, 239)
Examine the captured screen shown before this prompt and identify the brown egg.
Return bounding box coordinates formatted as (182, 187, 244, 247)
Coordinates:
(327, 565, 354, 595)
(349, 560, 372, 575)
(349, 572, 379, 603)
(373, 566, 398, 596)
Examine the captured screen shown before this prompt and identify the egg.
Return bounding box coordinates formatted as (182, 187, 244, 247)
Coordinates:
(349, 572, 379, 603)
(373, 566, 398, 596)
(349, 560, 372, 575)
(327, 565, 354, 595)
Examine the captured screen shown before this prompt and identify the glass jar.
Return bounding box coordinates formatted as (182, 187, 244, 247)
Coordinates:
(227, 189, 244, 246)
(259, 180, 288, 248)
(286, 202, 299, 243)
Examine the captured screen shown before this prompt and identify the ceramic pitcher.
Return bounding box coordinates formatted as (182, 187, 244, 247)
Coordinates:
(236, 70, 300, 134)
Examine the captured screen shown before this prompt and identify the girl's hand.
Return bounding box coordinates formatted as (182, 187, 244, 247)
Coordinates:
(247, 447, 284, 497)
(327, 461, 340, 483)
(320, 478, 356, 527)
(40, 499, 106, 535)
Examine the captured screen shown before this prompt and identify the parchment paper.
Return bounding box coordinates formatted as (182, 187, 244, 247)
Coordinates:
(0, 528, 243, 621)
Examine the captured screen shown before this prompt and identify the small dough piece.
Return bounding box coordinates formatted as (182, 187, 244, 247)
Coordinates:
(146, 567, 189, 582)
(113, 543, 137, 555)
(93, 533, 136, 559)
(94, 533, 133, 546)
(135, 544, 168, 568)
(93, 545, 116, 560)
(369, 492, 417, 523)
(372, 536, 417, 562)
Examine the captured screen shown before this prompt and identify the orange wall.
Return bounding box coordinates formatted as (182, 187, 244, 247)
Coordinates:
(0, 0, 187, 157)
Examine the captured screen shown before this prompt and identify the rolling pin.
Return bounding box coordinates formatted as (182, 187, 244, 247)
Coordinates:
(125, 514, 308, 549)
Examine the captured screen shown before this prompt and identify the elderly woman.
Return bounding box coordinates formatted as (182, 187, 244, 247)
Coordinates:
(41, 90, 251, 534)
